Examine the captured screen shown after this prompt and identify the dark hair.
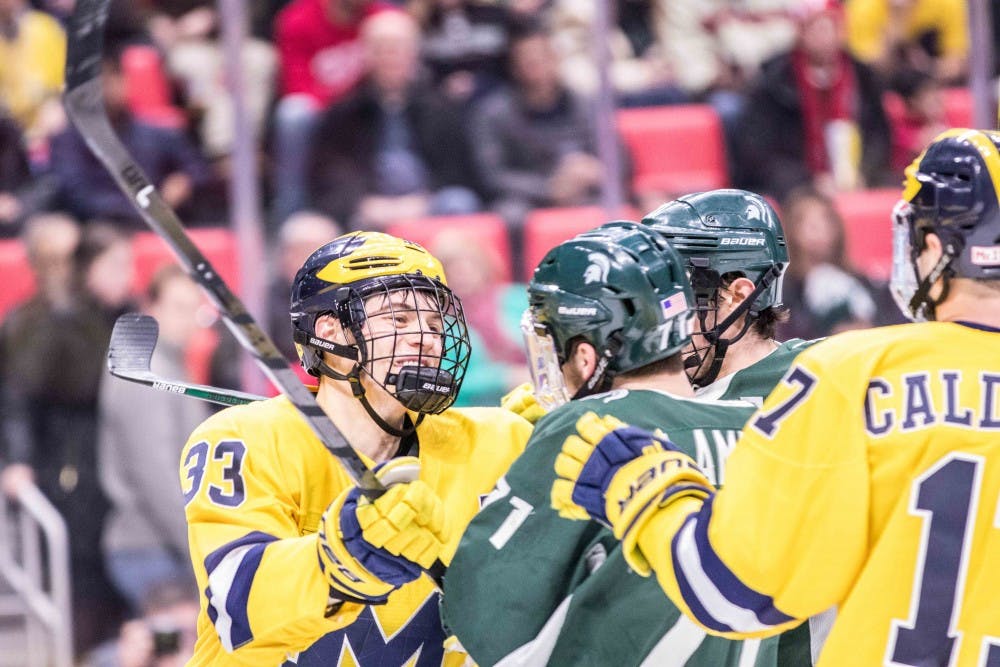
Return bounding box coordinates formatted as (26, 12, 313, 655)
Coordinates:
(892, 67, 935, 101)
(780, 185, 850, 276)
(507, 17, 551, 50)
(719, 271, 790, 339)
(753, 304, 790, 339)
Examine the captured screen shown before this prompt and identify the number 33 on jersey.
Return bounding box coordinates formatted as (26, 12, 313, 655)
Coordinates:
(182, 439, 247, 507)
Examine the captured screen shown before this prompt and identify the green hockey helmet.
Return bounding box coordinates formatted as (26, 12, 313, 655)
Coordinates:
(524, 221, 694, 409)
(643, 189, 788, 387)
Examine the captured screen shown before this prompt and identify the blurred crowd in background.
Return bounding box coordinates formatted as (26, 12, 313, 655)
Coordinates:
(0, 0, 994, 663)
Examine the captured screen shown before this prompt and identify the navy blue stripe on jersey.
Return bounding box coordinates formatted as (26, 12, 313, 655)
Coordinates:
(954, 320, 1000, 333)
(204, 532, 278, 651)
(690, 499, 795, 626)
(205, 531, 278, 574)
(671, 499, 796, 633)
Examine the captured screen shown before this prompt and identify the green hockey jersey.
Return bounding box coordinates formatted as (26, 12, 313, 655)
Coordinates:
(443, 388, 777, 667)
(695, 339, 814, 405)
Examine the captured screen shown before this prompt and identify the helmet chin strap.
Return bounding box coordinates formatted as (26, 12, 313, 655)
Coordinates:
(907, 241, 957, 321)
(688, 265, 782, 388)
(570, 333, 623, 401)
(294, 328, 422, 438)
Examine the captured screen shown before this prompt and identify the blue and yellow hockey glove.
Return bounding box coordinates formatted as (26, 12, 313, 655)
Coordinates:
(318, 457, 449, 604)
(551, 412, 713, 575)
(501, 382, 548, 425)
(552, 412, 674, 525)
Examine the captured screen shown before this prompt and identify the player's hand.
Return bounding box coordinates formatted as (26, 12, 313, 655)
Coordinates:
(501, 382, 548, 424)
(551, 412, 714, 575)
(551, 412, 675, 524)
(318, 457, 449, 604)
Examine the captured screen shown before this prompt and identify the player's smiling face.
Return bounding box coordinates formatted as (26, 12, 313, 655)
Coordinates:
(360, 288, 445, 386)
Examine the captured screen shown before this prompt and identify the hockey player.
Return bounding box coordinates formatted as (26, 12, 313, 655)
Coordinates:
(443, 221, 778, 665)
(179, 231, 531, 666)
(497, 189, 822, 665)
(644, 189, 809, 403)
(648, 190, 825, 665)
(551, 129, 1000, 666)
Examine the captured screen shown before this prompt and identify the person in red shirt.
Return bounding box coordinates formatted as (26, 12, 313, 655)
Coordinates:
(270, 0, 393, 225)
(888, 67, 948, 177)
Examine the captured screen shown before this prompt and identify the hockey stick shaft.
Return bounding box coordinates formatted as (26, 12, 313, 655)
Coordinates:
(62, 0, 383, 495)
(115, 371, 263, 407)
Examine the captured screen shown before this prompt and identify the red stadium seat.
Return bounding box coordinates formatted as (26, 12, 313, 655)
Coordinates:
(120, 45, 186, 128)
(616, 105, 729, 197)
(832, 188, 900, 281)
(387, 213, 514, 282)
(883, 87, 974, 131)
(0, 239, 35, 321)
(131, 227, 241, 296)
(943, 87, 973, 127)
(522, 206, 640, 282)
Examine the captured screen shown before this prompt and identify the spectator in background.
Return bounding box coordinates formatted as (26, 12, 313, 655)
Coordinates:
(736, 0, 890, 200)
(270, 0, 390, 223)
(888, 66, 948, 177)
(75, 222, 136, 327)
(307, 9, 481, 229)
(432, 229, 528, 406)
(410, 0, 514, 108)
(0, 0, 66, 142)
(268, 210, 342, 362)
(147, 0, 277, 159)
(658, 0, 800, 173)
(1, 213, 81, 501)
(0, 112, 32, 235)
(41, 0, 151, 54)
(661, 0, 799, 104)
(470, 23, 626, 254)
(99, 266, 209, 614)
(0, 214, 127, 656)
(0, 110, 57, 237)
(845, 0, 969, 84)
(84, 576, 200, 667)
(776, 186, 883, 340)
(550, 0, 688, 108)
(49, 54, 212, 230)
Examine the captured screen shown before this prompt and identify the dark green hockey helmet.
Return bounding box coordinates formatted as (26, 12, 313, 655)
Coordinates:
(643, 189, 788, 387)
(524, 221, 694, 408)
(643, 189, 788, 308)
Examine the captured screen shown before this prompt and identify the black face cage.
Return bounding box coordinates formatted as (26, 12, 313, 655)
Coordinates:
(683, 263, 759, 387)
(341, 275, 471, 415)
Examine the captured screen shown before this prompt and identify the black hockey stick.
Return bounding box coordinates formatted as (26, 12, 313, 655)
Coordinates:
(62, 0, 384, 493)
(109, 313, 266, 407)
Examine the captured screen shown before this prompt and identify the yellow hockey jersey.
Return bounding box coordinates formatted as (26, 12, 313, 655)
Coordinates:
(642, 321, 1000, 666)
(179, 395, 531, 666)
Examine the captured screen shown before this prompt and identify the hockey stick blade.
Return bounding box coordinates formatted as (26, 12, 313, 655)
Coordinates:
(62, 0, 383, 496)
(108, 313, 266, 407)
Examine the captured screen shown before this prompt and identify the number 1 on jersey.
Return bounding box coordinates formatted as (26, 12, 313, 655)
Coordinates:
(887, 453, 1000, 667)
(482, 476, 535, 550)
